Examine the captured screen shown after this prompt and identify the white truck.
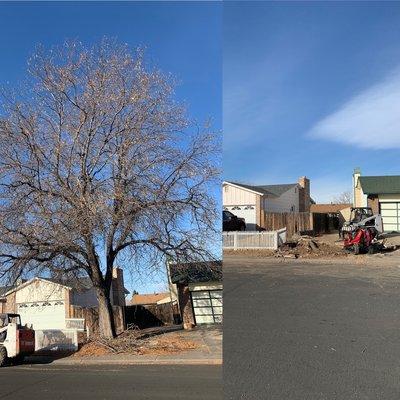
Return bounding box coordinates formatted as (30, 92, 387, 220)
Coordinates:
(0, 313, 35, 367)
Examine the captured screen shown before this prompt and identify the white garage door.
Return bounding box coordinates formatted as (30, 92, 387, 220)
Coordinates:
(380, 202, 400, 232)
(225, 205, 256, 230)
(17, 301, 66, 330)
(191, 290, 222, 324)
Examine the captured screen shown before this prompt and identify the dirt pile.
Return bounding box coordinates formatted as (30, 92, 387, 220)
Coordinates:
(275, 236, 347, 259)
(74, 330, 198, 357)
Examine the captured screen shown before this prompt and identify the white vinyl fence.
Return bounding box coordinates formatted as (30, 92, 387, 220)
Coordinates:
(223, 228, 287, 250)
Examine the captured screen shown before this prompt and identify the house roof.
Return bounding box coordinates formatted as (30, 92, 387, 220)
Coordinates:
(226, 181, 297, 197)
(310, 203, 351, 214)
(257, 183, 298, 197)
(358, 176, 400, 195)
(0, 285, 14, 297)
(129, 293, 170, 306)
(169, 261, 222, 284)
(225, 181, 274, 196)
(1, 276, 129, 297)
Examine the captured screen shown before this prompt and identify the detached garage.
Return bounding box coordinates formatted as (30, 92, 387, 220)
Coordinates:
(354, 172, 400, 232)
(168, 261, 222, 329)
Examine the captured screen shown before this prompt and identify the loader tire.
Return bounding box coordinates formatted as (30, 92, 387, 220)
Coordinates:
(0, 346, 7, 367)
(353, 244, 360, 255)
(368, 245, 375, 255)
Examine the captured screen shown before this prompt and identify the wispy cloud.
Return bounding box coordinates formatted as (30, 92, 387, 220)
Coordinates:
(308, 68, 400, 149)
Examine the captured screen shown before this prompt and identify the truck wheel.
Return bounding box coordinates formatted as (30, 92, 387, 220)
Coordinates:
(0, 346, 7, 367)
(354, 244, 360, 255)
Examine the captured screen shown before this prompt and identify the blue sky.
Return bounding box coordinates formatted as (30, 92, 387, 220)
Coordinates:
(224, 2, 400, 203)
(0, 2, 221, 294)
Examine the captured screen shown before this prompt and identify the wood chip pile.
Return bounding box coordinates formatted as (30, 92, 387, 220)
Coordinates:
(74, 329, 198, 357)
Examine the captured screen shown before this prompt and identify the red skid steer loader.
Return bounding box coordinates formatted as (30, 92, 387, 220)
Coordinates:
(0, 313, 35, 367)
(341, 207, 384, 255)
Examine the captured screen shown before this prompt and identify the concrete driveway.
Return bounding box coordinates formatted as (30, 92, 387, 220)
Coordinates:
(224, 255, 400, 399)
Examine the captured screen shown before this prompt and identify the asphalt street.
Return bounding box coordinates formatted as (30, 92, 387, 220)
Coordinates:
(224, 256, 400, 400)
(0, 364, 222, 399)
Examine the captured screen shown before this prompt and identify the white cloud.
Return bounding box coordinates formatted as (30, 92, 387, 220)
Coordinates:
(308, 68, 400, 149)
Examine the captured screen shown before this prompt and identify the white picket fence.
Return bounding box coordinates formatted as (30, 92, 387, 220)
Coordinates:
(223, 228, 287, 250)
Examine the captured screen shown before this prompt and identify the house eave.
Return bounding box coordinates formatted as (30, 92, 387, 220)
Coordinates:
(2, 277, 72, 297)
(223, 181, 265, 196)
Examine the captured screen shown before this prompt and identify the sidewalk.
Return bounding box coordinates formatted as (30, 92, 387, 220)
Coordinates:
(25, 326, 222, 366)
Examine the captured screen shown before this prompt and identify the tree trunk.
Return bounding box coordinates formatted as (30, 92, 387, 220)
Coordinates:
(96, 287, 116, 339)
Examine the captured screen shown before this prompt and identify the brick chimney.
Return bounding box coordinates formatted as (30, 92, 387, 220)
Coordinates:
(111, 267, 126, 306)
(298, 176, 310, 212)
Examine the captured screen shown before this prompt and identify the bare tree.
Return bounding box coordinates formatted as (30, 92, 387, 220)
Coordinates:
(0, 39, 219, 338)
(332, 190, 352, 205)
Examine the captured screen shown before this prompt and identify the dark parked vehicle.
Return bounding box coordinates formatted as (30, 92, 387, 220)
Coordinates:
(223, 210, 246, 231)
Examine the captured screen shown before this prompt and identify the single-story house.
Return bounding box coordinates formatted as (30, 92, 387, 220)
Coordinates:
(0, 268, 128, 331)
(168, 261, 222, 329)
(129, 292, 172, 306)
(223, 177, 311, 230)
(353, 169, 400, 232)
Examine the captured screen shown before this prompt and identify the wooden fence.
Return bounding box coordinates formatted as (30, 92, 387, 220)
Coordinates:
(263, 212, 341, 238)
(263, 212, 312, 238)
(70, 305, 125, 337)
(125, 302, 180, 329)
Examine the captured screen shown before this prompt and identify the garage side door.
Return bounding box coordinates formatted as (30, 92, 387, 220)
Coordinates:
(191, 290, 222, 324)
(225, 205, 257, 230)
(17, 301, 66, 330)
(380, 202, 400, 232)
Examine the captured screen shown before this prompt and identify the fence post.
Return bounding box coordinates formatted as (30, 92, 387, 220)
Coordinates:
(274, 230, 279, 250)
(234, 232, 238, 250)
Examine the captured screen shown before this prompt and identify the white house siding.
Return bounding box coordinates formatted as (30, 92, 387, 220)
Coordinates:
(264, 186, 300, 212)
(223, 184, 258, 205)
(223, 183, 260, 230)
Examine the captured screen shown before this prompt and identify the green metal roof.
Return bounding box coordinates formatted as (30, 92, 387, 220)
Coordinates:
(359, 176, 400, 194)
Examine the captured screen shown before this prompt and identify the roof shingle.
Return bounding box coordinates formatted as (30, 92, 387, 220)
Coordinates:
(227, 181, 297, 197)
(359, 176, 400, 194)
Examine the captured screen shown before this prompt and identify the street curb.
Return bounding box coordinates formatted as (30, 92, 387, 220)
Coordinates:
(53, 358, 222, 366)
(25, 355, 222, 366)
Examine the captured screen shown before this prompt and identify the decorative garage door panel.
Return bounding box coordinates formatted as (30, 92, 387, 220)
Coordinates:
(225, 205, 256, 230)
(17, 301, 66, 330)
(191, 290, 222, 324)
(380, 202, 400, 232)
